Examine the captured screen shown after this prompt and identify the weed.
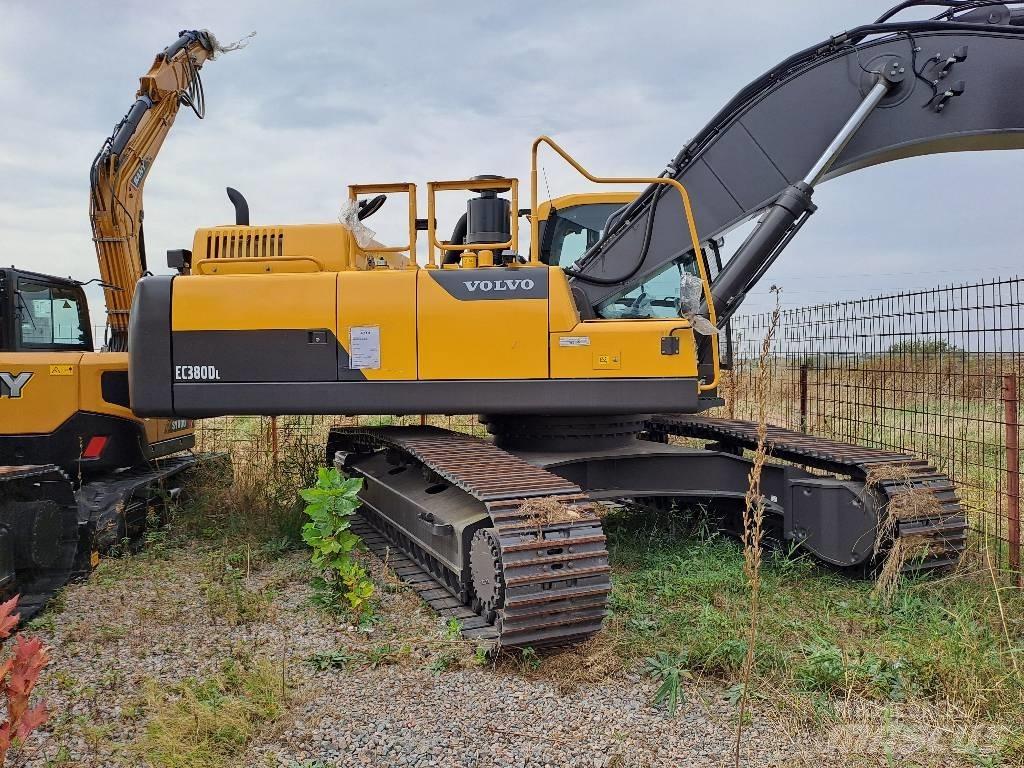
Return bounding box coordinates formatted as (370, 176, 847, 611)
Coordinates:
(644, 651, 691, 715)
(365, 644, 399, 669)
(26, 612, 56, 633)
(793, 642, 847, 694)
(444, 617, 462, 641)
(204, 568, 270, 627)
(301, 468, 374, 618)
(428, 651, 459, 674)
(519, 647, 541, 673)
(133, 658, 283, 768)
(733, 287, 780, 765)
(261, 534, 299, 560)
(94, 623, 129, 642)
(306, 649, 355, 671)
(44, 745, 73, 767)
(605, 507, 1024, 732)
(0, 596, 50, 764)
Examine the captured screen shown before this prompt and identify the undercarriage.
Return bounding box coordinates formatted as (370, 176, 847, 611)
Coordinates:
(327, 415, 966, 649)
(0, 453, 227, 620)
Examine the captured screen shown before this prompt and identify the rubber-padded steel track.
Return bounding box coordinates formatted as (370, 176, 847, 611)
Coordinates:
(331, 426, 611, 649)
(0, 465, 80, 619)
(646, 415, 966, 571)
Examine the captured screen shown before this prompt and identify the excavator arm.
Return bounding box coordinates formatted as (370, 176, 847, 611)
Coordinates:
(89, 30, 217, 351)
(568, 1, 1024, 329)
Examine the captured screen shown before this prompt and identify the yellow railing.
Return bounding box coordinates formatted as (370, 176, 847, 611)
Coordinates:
(529, 135, 720, 392)
(347, 182, 418, 269)
(426, 177, 519, 269)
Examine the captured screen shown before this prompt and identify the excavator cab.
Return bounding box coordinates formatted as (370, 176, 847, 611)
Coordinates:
(0, 269, 93, 353)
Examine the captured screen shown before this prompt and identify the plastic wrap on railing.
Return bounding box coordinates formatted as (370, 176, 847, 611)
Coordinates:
(338, 200, 377, 249)
(680, 272, 720, 336)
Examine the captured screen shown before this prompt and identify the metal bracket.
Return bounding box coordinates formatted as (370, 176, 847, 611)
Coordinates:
(418, 511, 455, 536)
(936, 46, 968, 81)
(932, 80, 966, 112)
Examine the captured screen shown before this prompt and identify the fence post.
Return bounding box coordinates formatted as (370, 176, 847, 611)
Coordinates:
(1004, 373, 1020, 582)
(799, 363, 809, 433)
(270, 416, 279, 475)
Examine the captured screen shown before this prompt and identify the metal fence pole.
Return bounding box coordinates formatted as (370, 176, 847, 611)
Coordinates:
(1004, 373, 1020, 581)
(270, 416, 279, 475)
(799, 363, 809, 433)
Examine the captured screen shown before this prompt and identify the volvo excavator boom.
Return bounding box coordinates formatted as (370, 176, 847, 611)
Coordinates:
(90, 29, 217, 351)
(568, 0, 1024, 328)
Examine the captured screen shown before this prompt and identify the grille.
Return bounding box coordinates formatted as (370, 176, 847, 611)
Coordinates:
(205, 229, 285, 259)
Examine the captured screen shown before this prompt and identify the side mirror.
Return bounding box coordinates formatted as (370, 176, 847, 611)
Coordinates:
(167, 249, 192, 274)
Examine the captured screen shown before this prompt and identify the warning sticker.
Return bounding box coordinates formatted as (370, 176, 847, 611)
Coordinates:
(349, 326, 381, 369)
(49, 365, 74, 376)
(559, 336, 591, 347)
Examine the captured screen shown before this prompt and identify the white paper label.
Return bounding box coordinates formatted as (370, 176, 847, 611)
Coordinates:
(349, 326, 380, 369)
(559, 336, 591, 347)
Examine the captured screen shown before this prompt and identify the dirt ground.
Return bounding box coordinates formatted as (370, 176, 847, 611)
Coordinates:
(7, 539, 1001, 768)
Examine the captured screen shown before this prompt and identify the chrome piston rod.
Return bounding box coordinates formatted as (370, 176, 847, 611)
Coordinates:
(708, 71, 899, 324)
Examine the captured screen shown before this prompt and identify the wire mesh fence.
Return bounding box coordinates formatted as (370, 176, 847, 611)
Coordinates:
(185, 276, 1023, 576)
(720, 277, 1023, 573)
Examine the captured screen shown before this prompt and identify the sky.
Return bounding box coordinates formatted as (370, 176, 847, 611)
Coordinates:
(1, 0, 1022, 331)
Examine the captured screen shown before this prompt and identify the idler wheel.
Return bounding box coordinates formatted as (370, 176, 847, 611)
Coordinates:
(469, 528, 505, 624)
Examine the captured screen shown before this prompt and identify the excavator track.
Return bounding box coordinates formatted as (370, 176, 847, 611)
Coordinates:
(0, 465, 80, 620)
(646, 415, 967, 572)
(329, 426, 611, 650)
(0, 453, 226, 621)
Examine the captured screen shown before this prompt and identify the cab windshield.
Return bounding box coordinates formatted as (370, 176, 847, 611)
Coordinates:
(540, 202, 701, 320)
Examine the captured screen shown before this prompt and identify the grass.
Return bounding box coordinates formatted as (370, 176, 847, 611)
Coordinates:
(132, 656, 283, 768)
(604, 505, 1024, 750)
(158, 411, 1022, 763)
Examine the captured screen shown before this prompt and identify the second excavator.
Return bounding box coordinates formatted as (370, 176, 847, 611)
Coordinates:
(0, 29, 233, 617)
(130, 1, 1021, 647)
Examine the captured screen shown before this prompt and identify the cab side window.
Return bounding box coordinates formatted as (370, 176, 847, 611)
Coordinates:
(16, 279, 89, 350)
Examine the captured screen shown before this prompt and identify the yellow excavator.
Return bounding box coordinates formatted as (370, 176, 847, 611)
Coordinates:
(131, 1, 1024, 647)
(0, 30, 228, 618)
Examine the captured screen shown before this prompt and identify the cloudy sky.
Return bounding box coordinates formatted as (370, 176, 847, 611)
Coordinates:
(2, 0, 1022, 330)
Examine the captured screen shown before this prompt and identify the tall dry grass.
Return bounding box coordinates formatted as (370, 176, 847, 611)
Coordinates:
(734, 290, 782, 766)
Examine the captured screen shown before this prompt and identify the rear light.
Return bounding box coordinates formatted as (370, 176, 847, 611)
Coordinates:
(82, 435, 109, 460)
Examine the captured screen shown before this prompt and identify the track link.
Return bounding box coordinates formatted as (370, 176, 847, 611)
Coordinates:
(330, 426, 611, 650)
(646, 415, 967, 572)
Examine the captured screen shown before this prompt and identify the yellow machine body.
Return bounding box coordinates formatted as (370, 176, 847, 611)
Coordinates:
(129, 174, 710, 418)
(0, 348, 192, 471)
(165, 265, 698, 383)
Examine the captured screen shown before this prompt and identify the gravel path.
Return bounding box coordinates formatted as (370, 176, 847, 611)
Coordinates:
(12, 542, 970, 768)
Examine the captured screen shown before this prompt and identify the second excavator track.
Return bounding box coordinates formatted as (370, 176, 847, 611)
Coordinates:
(329, 426, 611, 650)
(646, 415, 967, 573)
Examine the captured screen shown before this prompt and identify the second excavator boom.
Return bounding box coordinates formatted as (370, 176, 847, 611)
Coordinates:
(90, 29, 217, 351)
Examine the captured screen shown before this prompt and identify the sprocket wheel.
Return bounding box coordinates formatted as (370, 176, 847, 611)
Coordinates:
(469, 527, 505, 625)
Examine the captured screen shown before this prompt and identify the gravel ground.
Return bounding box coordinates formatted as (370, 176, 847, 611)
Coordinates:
(12, 542, 976, 768)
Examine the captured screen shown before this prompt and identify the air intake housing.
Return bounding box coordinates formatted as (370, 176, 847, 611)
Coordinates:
(465, 175, 511, 245)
